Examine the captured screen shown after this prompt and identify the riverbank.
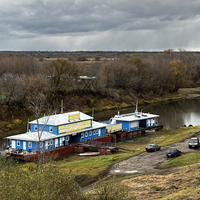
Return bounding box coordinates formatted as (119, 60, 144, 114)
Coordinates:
(83, 92, 185, 114)
(178, 87, 200, 98)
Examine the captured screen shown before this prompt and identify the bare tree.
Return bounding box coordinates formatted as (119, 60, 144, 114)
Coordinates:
(26, 92, 52, 167)
(42, 58, 80, 92)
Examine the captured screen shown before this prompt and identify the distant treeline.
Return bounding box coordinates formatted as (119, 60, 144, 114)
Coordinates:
(1, 49, 200, 60)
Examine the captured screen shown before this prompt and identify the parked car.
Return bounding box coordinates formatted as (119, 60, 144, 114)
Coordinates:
(188, 137, 199, 148)
(146, 144, 161, 152)
(166, 148, 181, 158)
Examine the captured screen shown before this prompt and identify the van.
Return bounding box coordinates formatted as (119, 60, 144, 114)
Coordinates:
(188, 137, 199, 148)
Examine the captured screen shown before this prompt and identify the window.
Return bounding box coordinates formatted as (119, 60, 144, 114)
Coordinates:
(81, 133, 84, 138)
(130, 121, 138, 128)
(34, 125, 38, 131)
(17, 140, 20, 146)
(66, 136, 69, 141)
(47, 140, 50, 146)
(89, 131, 92, 136)
(49, 127, 53, 132)
(50, 139, 53, 145)
(93, 130, 95, 135)
(151, 119, 155, 124)
(96, 129, 98, 135)
(28, 142, 32, 148)
(85, 132, 88, 137)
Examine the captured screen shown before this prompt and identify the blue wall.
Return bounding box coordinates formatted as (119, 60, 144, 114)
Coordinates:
(11, 127, 107, 151)
(117, 121, 129, 131)
(139, 119, 147, 126)
(72, 127, 106, 142)
(11, 136, 73, 152)
(30, 124, 58, 135)
(116, 118, 157, 130)
(11, 139, 38, 151)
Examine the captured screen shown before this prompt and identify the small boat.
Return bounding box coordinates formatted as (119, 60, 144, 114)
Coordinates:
(79, 152, 100, 156)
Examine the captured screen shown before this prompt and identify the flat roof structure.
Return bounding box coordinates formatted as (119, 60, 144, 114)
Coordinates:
(29, 111, 93, 126)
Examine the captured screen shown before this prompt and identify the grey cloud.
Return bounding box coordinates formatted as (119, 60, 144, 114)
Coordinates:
(1, 0, 200, 50)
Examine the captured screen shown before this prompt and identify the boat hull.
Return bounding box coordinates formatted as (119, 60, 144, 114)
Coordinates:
(79, 152, 100, 156)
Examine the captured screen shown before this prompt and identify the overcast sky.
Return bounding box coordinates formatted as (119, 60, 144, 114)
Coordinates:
(1, 0, 200, 51)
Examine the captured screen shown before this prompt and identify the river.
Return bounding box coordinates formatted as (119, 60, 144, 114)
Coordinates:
(93, 98, 200, 129)
(1, 98, 200, 150)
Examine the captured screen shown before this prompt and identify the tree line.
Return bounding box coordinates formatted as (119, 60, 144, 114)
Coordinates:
(0, 51, 200, 115)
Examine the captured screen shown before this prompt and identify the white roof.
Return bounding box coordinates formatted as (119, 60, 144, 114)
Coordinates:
(112, 112, 159, 122)
(6, 131, 55, 142)
(29, 111, 93, 126)
(5, 121, 107, 142)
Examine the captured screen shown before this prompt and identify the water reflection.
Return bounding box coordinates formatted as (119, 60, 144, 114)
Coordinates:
(94, 98, 200, 129)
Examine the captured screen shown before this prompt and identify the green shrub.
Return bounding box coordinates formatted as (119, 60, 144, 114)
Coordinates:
(23, 162, 37, 172)
(0, 163, 84, 200)
(111, 155, 116, 161)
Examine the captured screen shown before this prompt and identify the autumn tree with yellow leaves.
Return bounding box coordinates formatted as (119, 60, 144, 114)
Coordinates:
(169, 60, 188, 92)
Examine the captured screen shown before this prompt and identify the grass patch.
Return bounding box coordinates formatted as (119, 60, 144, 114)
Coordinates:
(117, 126, 200, 151)
(57, 151, 136, 176)
(158, 152, 200, 169)
(57, 126, 200, 177)
(157, 126, 200, 146)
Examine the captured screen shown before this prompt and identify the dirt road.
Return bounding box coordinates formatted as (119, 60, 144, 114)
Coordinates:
(109, 136, 200, 175)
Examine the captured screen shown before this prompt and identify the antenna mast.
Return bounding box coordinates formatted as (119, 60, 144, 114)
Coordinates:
(135, 101, 138, 113)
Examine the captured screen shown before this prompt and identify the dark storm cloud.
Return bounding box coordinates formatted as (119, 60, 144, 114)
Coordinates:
(1, 0, 200, 50)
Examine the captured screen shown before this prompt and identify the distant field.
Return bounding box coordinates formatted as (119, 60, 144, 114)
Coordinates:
(178, 87, 200, 98)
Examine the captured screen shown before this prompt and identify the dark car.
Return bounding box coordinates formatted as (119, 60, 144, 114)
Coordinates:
(166, 148, 181, 158)
(188, 137, 199, 148)
(146, 144, 161, 152)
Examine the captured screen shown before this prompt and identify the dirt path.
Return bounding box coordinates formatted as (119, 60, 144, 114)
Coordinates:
(109, 135, 200, 175)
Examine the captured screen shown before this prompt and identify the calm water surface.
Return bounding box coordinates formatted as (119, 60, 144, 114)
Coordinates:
(1, 98, 200, 150)
(93, 98, 200, 129)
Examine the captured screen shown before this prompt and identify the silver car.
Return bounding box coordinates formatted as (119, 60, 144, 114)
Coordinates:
(188, 137, 199, 148)
(146, 144, 161, 152)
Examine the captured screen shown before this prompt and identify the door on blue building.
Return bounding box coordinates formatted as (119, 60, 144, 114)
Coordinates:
(45, 141, 48, 149)
(55, 139, 58, 147)
(12, 140, 16, 149)
(23, 141, 26, 150)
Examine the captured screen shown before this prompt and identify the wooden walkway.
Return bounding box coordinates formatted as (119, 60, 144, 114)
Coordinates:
(77, 141, 118, 152)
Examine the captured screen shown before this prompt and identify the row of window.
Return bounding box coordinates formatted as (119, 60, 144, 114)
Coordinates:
(16, 128, 100, 149)
(34, 125, 53, 132)
(81, 129, 99, 138)
(16, 136, 70, 148)
(17, 140, 33, 148)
